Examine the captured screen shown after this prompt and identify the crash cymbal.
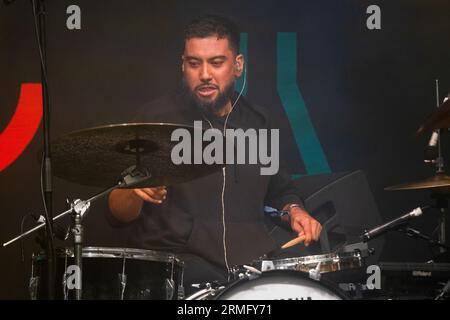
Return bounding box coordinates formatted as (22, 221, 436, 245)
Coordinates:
(52, 123, 223, 188)
(385, 173, 450, 191)
(417, 99, 450, 135)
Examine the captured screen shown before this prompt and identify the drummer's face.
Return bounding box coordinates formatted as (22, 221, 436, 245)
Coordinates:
(182, 36, 242, 110)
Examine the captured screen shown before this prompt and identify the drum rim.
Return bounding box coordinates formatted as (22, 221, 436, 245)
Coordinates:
(33, 246, 183, 264)
(275, 251, 362, 264)
(215, 269, 350, 300)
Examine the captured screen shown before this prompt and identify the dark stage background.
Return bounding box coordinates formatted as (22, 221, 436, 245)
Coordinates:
(1, 0, 450, 299)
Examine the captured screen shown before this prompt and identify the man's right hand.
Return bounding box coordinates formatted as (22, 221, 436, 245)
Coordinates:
(133, 186, 167, 204)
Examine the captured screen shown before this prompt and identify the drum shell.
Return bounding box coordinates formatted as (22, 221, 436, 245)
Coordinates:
(31, 247, 184, 300)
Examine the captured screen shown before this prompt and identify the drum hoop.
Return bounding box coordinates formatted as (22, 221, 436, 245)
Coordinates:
(215, 269, 350, 300)
(267, 251, 362, 266)
(34, 246, 183, 265)
(301, 252, 361, 264)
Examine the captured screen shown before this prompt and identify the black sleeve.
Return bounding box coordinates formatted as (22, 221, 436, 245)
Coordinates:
(262, 111, 304, 211)
(264, 165, 305, 211)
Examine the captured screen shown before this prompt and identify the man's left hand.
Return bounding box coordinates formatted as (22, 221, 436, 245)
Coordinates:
(288, 207, 322, 247)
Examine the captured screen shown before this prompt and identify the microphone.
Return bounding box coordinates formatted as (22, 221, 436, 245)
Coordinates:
(361, 207, 426, 242)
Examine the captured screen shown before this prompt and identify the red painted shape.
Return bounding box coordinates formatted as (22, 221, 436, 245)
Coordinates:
(0, 83, 43, 172)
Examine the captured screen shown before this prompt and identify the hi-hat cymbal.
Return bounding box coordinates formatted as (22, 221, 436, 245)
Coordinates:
(385, 173, 450, 191)
(417, 99, 450, 135)
(52, 123, 223, 188)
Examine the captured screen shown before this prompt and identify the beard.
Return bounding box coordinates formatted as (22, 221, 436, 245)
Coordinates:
(182, 76, 235, 117)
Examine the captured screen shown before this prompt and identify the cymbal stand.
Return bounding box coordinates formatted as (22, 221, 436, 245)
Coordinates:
(3, 166, 152, 299)
(433, 80, 448, 253)
(431, 193, 448, 254)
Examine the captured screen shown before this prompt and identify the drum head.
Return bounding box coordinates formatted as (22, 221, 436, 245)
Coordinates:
(215, 270, 349, 300)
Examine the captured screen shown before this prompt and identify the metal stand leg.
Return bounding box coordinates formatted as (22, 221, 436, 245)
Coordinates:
(439, 209, 447, 253)
(72, 202, 85, 300)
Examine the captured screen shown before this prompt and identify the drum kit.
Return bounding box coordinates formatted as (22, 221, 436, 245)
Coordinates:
(3, 0, 446, 300)
(3, 95, 450, 300)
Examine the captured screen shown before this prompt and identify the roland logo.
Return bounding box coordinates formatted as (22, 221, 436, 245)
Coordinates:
(412, 270, 432, 277)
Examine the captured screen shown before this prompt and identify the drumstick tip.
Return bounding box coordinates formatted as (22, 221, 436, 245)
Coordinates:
(281, 235, 306, 249)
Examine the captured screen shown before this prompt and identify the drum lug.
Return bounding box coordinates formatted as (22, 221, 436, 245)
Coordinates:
(118, 273, 127, 300)
(165, 278, 175, 300)
(260, 260, 275, 272)
(29, 255, 40, 300)
(242, 265, 262, 280)
(29, 276, 39, 300)
(177, 284, 185, 300)
(309, 262, 322, 281)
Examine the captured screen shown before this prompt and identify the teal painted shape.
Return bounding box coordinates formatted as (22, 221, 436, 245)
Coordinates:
(235, 33, 248, 96)
(277, 32, 330, 175)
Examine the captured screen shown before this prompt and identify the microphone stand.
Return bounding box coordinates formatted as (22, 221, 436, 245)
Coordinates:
(30, 0, 56, 299)
(397, 226, 450, 252)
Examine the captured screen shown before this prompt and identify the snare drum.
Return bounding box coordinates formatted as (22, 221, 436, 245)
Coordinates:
(30, 247, 184, 300)
(186, 270, 349, 300)
(258, 251, 364, 273)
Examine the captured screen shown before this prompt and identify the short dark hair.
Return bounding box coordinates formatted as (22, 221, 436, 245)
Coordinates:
(184, 15, 240, 54)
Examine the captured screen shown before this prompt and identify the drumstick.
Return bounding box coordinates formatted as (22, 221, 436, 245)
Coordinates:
(281, 235, 306, 249)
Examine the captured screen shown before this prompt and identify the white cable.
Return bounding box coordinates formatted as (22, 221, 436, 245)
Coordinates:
(203, 64, 247, 277)
(220, 166, 229, 276)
